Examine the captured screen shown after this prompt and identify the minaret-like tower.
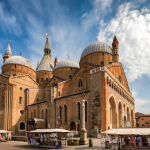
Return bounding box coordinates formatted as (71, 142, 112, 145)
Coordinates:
(36, 33, 54, 87)
(3, 42, 12, 63)
(112, 35, 119, 62)
(54, 57, 58, 67)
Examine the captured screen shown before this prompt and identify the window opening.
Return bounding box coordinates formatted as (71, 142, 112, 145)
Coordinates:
(19, 97, 22, 104)
(19, 122, 25, 130)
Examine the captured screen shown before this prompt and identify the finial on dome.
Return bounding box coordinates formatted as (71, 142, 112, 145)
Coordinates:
(46, 33, 49, 39)
(67, 54, 70, 59)
(19, 50, 22, 56)
(44, 33, 51, 52)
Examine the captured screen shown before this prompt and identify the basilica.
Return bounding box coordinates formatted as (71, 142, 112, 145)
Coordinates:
(0, 34, 135, 136)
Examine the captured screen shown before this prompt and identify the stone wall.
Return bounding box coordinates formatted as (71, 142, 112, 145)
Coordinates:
(90, 71, 101, 137)
(53, 67, 78, 80)
(80, 52, 112, 66)
(2, 64, 36, 80)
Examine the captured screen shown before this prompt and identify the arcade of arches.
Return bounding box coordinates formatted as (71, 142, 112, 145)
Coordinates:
(108, 95, 134, 129)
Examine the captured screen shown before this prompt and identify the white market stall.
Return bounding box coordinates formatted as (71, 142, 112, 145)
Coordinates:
(27, 128, 73, 149)
(0, 130, 11, 142)
(101, 128, 150, 149)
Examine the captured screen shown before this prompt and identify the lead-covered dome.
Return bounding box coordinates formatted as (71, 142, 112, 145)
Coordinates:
(80, 41, 113, 60)
(3, 56, 35, 70)
(54, 59, 79, 70)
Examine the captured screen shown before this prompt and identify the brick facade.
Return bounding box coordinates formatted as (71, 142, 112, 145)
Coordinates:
(0, 35, 135, 136)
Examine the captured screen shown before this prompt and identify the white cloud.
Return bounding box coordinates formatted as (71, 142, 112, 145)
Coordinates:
(135, 98, 150, 114)
(132, 89, 138, 97)
(97, 2, 150, 82)
(0, 3, 22, 36)
(81, 0, 113, 29)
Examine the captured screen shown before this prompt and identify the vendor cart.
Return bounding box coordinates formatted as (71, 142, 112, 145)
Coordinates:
(27, 128, 72, 149)
(0, 130, 11, 142)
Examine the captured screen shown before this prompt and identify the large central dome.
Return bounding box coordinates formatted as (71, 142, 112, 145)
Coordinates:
(80, 41, 113, 60)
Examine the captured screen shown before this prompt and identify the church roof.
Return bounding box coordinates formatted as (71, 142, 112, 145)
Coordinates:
(54, 59, 79, 70)
(36, 55, 54, 71)
(80, 41, 113, 60)
(3, 56, 35, 70)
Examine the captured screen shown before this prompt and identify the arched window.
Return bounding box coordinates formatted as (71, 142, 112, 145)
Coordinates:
(37, 99, 39, 102)
(64, 105, 67, 124)
(45, 108, 47, 128)
(77, 102, 80, 120)
(59, 92, 60, 97)
(42, 109, 44, 119)
(31, 111, 32, 118)
(69, 75, 71, 79)
(19, 97, 22, 105)
(85, 101, 87, 123)
(78, 79, 82, 87)
(19, 122, 25, 131)
(59, 105, 62, 124)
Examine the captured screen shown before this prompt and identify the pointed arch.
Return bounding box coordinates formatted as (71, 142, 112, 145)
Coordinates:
(107, 94, 118, 113)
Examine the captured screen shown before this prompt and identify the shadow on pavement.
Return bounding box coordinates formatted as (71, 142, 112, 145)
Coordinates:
(13, 145, 42, 150)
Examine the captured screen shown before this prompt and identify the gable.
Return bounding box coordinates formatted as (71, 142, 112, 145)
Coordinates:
(9, 74, 40, 88)
(106, 63, 130, 92)
(71, 62, 100, 80)
(45, 76, 65, 88)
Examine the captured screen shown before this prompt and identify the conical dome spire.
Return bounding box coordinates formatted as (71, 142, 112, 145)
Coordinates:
(5, 42, 12, 55)
(44, 33, 51, 55)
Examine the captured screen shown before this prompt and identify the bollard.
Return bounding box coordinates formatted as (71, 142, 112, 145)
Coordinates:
(89, 139, 93, 147)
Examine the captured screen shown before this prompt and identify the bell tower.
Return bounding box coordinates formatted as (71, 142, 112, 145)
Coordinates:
(112, 35, 119, 62)
(3, 42, 12, 63)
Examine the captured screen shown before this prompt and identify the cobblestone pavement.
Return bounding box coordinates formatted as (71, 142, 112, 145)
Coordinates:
(0, 138, 106, 150)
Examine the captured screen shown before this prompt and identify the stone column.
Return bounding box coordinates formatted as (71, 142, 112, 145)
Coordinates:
(79, 99, 89, 145)
(81, 100, 86, 131)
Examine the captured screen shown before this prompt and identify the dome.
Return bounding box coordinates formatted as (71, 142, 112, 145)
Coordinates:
(3, 56, 35, 70)
(80, 41, 113, 60)
(54, 59, 79, 70)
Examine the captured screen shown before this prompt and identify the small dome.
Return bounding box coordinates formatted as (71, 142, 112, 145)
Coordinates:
(80, 41, 113, 60)
(3, 56, 35, 70)
(54, 59, 79, 70)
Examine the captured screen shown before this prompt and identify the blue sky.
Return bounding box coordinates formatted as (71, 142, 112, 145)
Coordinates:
(0, 0, 150, 113)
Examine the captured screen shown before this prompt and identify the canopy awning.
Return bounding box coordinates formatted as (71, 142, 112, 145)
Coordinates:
(28, 128, 72, 133)
(0, 130, 11, 134)
(102, 128, 150, 135)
